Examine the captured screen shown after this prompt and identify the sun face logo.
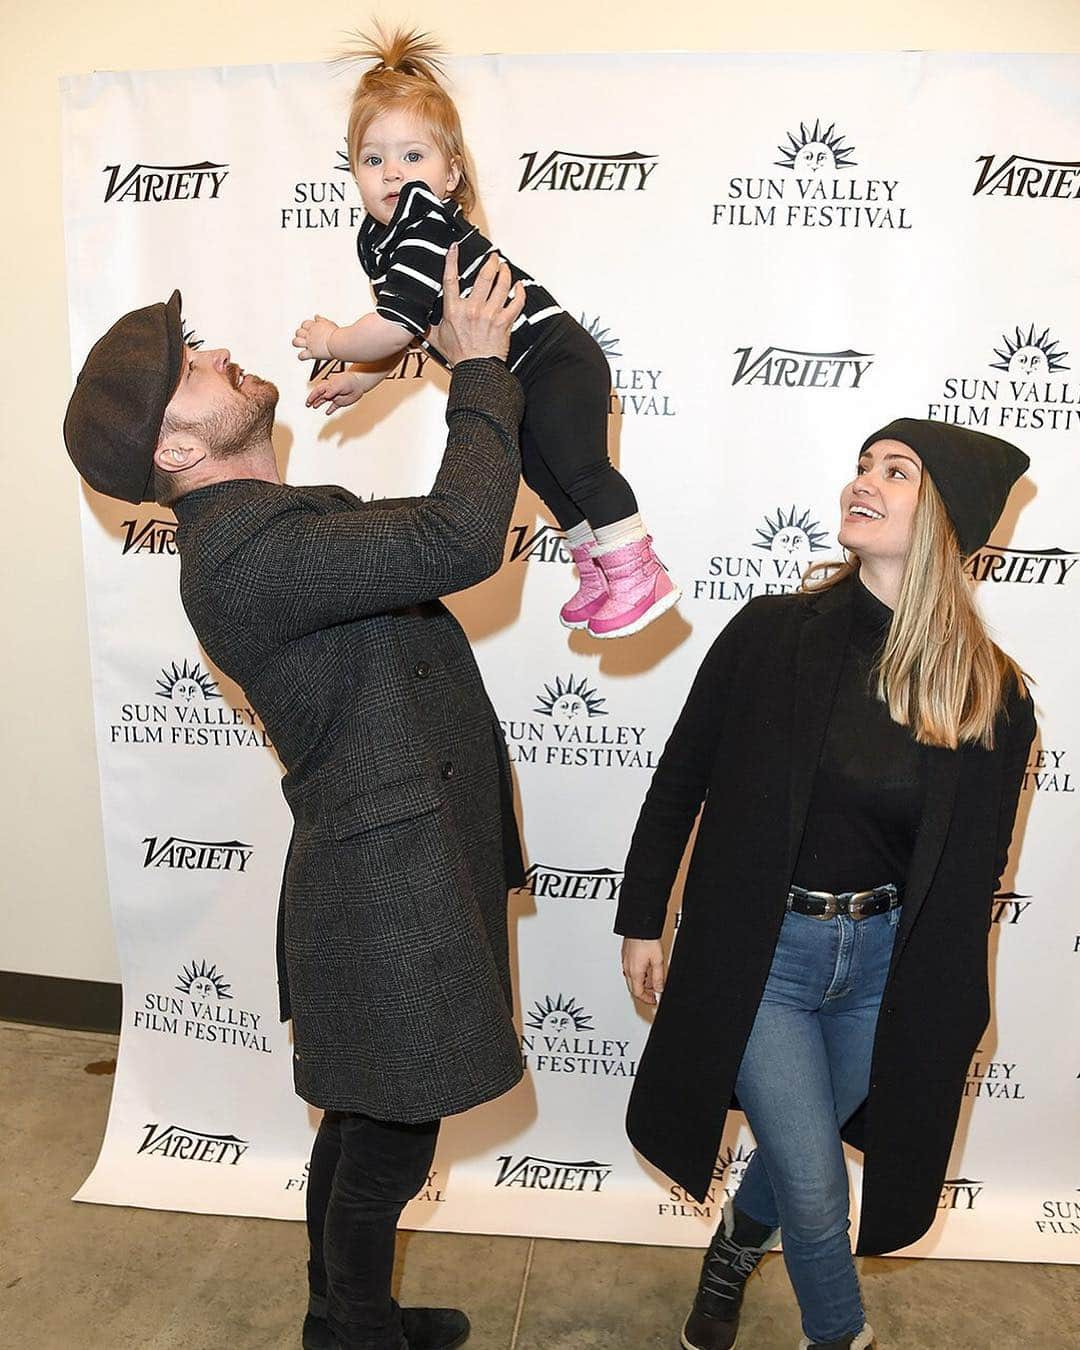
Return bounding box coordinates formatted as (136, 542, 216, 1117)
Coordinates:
(534, 675, 607, 721)
(525, 994, 594, 1036)
(156, 660, 221, 704)
(990, 325, 1070, 376)
(754, 506, 830, 558)
(775, 120, 857, 174)
(580, 315, 622, 359)
(180, 322, 203, 351)
(335, 140, 351, 173)
(176, 960, 232, 1000)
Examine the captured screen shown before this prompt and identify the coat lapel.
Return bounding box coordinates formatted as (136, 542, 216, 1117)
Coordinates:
(894, 744, 962, 957)
(786, 581, 854, 876)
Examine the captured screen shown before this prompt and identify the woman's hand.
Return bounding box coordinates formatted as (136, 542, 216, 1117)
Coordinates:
(293, 315, 339, 361)
(621, 937, 666, 1006)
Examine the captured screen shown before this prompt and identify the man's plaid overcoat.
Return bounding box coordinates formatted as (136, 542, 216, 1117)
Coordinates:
(172, 360, 526, 1120)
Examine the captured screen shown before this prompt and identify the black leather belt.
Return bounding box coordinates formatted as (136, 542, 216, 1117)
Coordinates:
(786, 882, 901, 921)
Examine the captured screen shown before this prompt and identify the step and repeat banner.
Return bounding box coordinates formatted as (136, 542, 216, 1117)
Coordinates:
(62, 52, 1078, 1261)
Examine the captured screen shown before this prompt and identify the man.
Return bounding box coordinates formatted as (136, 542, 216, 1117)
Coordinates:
(64, 249, 528, 1350)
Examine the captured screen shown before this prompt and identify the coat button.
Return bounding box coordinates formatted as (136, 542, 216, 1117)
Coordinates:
(415, 661, 431, 679)
(440, 761, 455, 781)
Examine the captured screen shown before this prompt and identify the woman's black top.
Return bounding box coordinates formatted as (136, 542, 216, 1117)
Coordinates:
(791, 576, 924, 894)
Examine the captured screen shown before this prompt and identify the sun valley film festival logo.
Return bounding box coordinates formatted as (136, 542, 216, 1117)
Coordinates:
(522, 862, 623, 902)
(965, 1046, 1026, 1101)
(929, 324, 1080, 434)
(132, 959, 272, 1054)
(522, 994, 636, 1078)
(108, 659, 271, 750)
(732, 345, 874, 389)
(494, 1154, 612, 1192)
(1034, 1195, 1080, 1236)
(583, 315, 677, 418)
(973, 154, 1080, 200)
(692, 506, 831, 604)
(104, 161, 229, 203)
(500, 675, 656, 770)
(138, 1123, 248, 1164)
(279, 140, 363, 230)
(142, 835, 254, 872)
(1022, 749, 1073, 793)
(659, 1143, 757, 1221)
(713, 120, 911, 231)
(518, 149, 658, 192)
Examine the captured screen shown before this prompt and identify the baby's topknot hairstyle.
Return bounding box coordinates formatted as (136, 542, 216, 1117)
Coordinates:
(342, 23, 476, 215)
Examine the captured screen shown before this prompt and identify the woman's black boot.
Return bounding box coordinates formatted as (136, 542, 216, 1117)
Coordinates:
(680, 1200, 779, 1350)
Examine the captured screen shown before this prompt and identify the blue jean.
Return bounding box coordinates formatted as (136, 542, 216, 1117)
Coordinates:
(731, 904, 900, 1344)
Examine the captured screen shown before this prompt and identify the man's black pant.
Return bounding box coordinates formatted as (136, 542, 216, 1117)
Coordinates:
(307, 1110, 441, 1349)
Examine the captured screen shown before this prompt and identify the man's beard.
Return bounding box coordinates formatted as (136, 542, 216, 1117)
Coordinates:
(189, 379, 280, 461)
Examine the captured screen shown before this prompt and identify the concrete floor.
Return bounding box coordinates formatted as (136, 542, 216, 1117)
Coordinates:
(1, 1022, 1076, 1350)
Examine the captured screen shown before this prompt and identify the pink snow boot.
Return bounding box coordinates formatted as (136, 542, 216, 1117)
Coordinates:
(559, 542, 609, 629)
(587, 535, 681, 638)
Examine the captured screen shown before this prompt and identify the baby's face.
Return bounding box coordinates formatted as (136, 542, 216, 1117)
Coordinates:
(356, 108, 460, 224)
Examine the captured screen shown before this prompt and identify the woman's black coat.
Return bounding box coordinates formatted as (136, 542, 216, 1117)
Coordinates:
(614, 575, 1035, 1255)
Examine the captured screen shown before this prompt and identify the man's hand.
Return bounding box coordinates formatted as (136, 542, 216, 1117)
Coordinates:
(434, 245, 526, 367)
(293, 315, 339, 362)
(621, 937, 666, 1007)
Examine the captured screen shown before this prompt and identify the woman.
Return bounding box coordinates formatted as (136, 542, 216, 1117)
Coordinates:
(617, 418, 1035, 1350)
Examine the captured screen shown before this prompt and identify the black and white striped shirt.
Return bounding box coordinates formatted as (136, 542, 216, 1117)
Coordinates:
(356, 181, 563, 372)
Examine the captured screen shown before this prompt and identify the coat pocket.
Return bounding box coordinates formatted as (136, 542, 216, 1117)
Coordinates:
(330, 777, 445, 842)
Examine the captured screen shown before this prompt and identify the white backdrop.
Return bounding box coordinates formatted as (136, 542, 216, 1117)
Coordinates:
(62, 52, 1079, 1262)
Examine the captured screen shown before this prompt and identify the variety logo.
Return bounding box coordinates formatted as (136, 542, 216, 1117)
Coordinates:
(582, 315, 676, 417)
(521, 994, 635, 1078)
(108, 659, 271, 750)
(307, 348, 431, 385)
(141, 835, 254, 871)
(280, 141, 363, 230)
(522, 862, 623, 902)
(732, 345, 874, 389)
(501, 675, 656, 770)
(120, 516, 178, 556)
(714, 120, 911, 231)
(1034, 1195, 1080, 1235)
(991, 892, 1033, 926)
(658, 1142, 757, 1220)
(506, 523, 572, 565)
(137, 1122, 248, 1164)
(692, 506, 832, 604)
(966, 546, 1079, 587)
(1022, 750, 1074, 793)
(938, 1177, 983, 1211)
(104, 161, 229, 203)
(518, 149, 658, 192)
(928, 325, 1080, 433)
(132, 960, 272, 1054)
(494, 1154, 612, 1192)
(964, 1047, 1026, 1101)
(973, 154, 1080, 199)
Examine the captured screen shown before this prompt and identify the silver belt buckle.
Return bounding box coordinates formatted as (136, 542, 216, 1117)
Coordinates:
(848, 889, 877, 919)
(804, 889, 838, 920)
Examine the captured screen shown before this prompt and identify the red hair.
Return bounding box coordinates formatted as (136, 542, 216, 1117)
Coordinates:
(343, 24, 476, 215)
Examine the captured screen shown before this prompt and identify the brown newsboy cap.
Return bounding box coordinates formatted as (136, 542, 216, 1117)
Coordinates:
(860, 417, 1030, 557)
(63, 290, 184, 503)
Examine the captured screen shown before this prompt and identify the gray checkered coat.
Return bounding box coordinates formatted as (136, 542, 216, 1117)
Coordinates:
(173, 360, 526, 1120)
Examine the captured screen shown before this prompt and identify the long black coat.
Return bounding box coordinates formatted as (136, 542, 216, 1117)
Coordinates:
(174, 360, 527, 1121)
(615, 576, 1035, 1255)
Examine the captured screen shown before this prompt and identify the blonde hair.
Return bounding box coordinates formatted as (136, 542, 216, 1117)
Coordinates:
(802, 471, 1028, 750)
(342, 24, 476, 215)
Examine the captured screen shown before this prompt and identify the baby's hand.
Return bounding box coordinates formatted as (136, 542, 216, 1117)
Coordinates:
(306, 371, 368, 415)
(293, 315, 338, 361)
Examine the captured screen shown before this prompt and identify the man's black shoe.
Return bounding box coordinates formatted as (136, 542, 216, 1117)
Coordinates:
(302, 1305, 470, 1349)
